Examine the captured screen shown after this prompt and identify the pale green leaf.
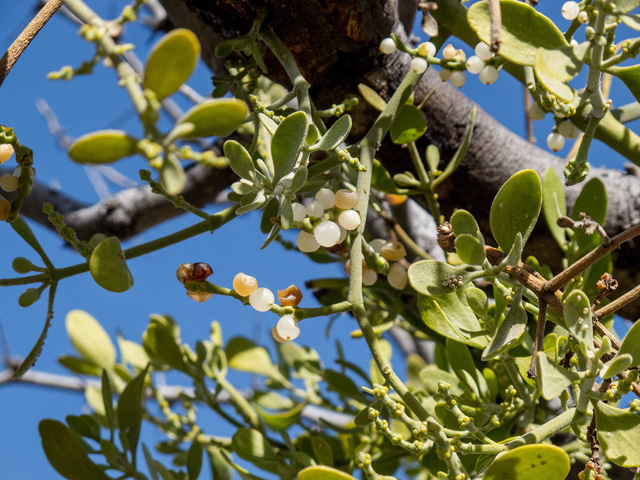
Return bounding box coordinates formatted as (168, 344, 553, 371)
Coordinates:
(176, 98, 248, 139)
(160, 154, 185, 195)
(534, 42, 589, 102)
(298, 466, 357, 480)
(312, 115, 351, 151)
(455, 234, 486, 265)
(69, 130, 137, 164)
(89, 237, 134, 293)
(542, 167, 567, 251)
(224, 140, 255, 181)
(482, 293, 527, 360)
(66, 309, 116, 369)
(408, 260, 476, 296)
(271, 111, 308, 184)
(483, 445, 570, 480)
(390, 105, 427, 144)
(357, 84, 387, 112)
(226, 337, 277, 378)
(563, 289, 593, 346)
(595, 401, 640, 467)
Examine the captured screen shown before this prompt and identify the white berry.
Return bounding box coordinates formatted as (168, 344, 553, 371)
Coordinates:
(314, 221, 341, 247)
(292, 202, 307, 222)
(306, 200, 324, 218)
(362, 268, 377, 286)
(0, 173, 18, 192)
(577, 11, 589, 23)
(466, 56, 485, 74)
(315, 188, 336, 209)
(547, 132, 566, 152)
(338, 224, 347, 244)
(475, 42, 494, 61)
(479, 65, 499, 85)
(418, 41, 436, 58)
(0, 144, 14, 164)
(562, 1, 580, 21)
(275, 314, 300, 342)
(449, 71, 466, 88)
(558, 121, 579, 139)
(380, 38, 397, 55)
(249, 287, 275, 312)
(233, 272, 258, 297)
(297, 231, 320, 252)
(528, 102, 546, 121)
(13, 166, 35, 180)
(440, 69, 451, 82)
(369, 239, 386, 254)
(338, 209, 361, 231)
(411, 57, 428, 74)
(335, 189, 358, 209)
(442, 44, 457, 60)
(388, 263, 408, 290)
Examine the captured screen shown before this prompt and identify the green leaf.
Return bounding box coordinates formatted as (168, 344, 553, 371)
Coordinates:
(89, 237, 134, 293)
(176, 98, 248, 139)
(481, 292, 528, 360)
(226, 337, 277, 378)
(224, 140, 255, 182)
(594, 401, 640, 467)
(39, 419, 110, 480)
(490, 169, 542, 252)
(254, 401, 305, 430)
(468, 0, 568, 66)
(569, 177, 607, 258)
(66, 310, 116, 370)
(279, 197, 293, 230)
(455, 234, 486, 265)
(312, 115, 351, 151)
(207, 446, 233, 480)
(357, 84, 387, 112)
(116, 366, 149, 460)
(65, 414, 101, 442)
(58, 356, 103, 376)
(143, 323, 187, 372)
(466, 287, 489, 317)
(542, 167, 567, 251)
(611, 319, 640, 368)
(426, 144, 440, 172)
(298, 466, 357, 480)
(187, 442, 203, 480)
(68, 130, 137, 164)
(601, 353, 633, 379)
(291, 165, 307, 193)
(446, 338, 490, 400)
(614, 0, 640, 15)
(536, 352, 577, 400)
(408, 260, 476, 296)
(324, 370, 364, 400)
(371, 159, 401, 194)
(143, 29, 200, 100)
(619, 13, 640, 30)
(118, 337, 150, 370)
(483, 444, 570, 480)
(390, 105, 427, 144)
(450, 209, 484, 243)
(354, 399, 383, 427)
(311, 437, 334, 466)
(101, 370, 116, 434)
(231, 428, 280, 473)
(563, 289, 593, 346)
(160, 153, 186, 195)
(534, 42, 589, 102)
(271, 111, 308, 184)
(260, 197, 279, 234)
(417, 291, 488, 348)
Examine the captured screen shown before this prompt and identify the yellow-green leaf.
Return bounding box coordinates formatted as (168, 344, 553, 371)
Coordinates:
(534, 42, 589, 102)
(66, 309, 116, 370)
(89, 237, 134, 293)
(143, 29, 200, 100)
(176, 98, 248, 139)
(298, 466, 356, 480)
(69, 130, 137, 164)
(595, 401, 640, 467)
(483, 445, 570, 480)
(226, 337, 277, 378)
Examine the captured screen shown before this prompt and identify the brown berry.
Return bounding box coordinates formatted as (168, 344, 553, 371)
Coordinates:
(278, 284, 303, 306)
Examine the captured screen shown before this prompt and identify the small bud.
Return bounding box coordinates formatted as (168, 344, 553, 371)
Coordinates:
(19, 288, 41, 307)
(442, 44, 457, 60)
(12, 257, 36, 274)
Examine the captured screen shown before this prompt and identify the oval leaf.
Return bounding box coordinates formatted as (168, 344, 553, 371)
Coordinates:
(450, 209, 484, 243)
(536, 352, 577, 400)
(89, 237, 134, 293)
(483, 444, 570, 480)
(271, 111, 308, 184)
(390, 105, 427, 144)
(408, 260, 475, 296)
(490, 169, 542, 252)
(534, 42, 589, 102)
(607, 64, 640, 103)
(69, 130, 137, 164)
(224, 140, 255, 181)
(357, 84, 387, 112)
(312, 115, 352, 151)
(39, 419, 110, 480)
(117, 366, 149, 459)
(65, 309, 116, 370)
(563, 289, 593, 346)
(143, 323, 187, 372)
(143, 29, 200, 100)
(176, 98, 248, 139)
(298, 466, 357, 480)
(160, 154, 186, 195)
(570, 177, 607, 258)
(595, 401, 640, 467)
(601, 353, 633, 380)
(187, 442, 203, 480)
(611, 319, 640, 368)
(226, 337, 277, 378)
(481, 295, 528, 360)
(542, 167, 567, 251)
(468, 0, 568, 66)
(455, 234, 486, 265)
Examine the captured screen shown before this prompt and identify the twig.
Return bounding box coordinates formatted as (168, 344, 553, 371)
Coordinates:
(523, 85, 535, 143)
(594, 283, 640, 321)
(487, 0, 502, 53)
(0, 0, 63, 89)
(527, 301, 547, 379)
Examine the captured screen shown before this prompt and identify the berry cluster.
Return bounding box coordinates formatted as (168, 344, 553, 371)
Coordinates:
(0, 165, 35, 193)
(346, 239, 409, 289)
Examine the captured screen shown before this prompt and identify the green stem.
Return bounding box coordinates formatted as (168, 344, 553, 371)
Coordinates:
(10, 215, 55, 272)
(407, 142, 442, 224)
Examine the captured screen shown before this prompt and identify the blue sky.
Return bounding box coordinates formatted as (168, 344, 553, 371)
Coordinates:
(0, 1, 636, 479)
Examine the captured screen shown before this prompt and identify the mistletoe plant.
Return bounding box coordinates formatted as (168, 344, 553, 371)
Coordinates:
(2, 0, 640, 480)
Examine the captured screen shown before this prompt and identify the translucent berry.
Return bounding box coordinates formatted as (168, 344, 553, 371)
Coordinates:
(547, 132, 565, 152)
(315, 188, 336, 209)
(297, 231, 320, 252)
(338, 209, 361, 231)
(558, 121, 579, 139)
(0, 173, 18, 192)
(275, 314, 301, 342)
(337, 224, 347, 244)
(380, 37, 396, 55)
(418, 41, 436, 57)
(13, 166, 36, 180)
(440, 69, 451, 82)
(475, 42, 494, 61)
(479, 65, 498, 85)
(449, 71, 466, 88)
(0, 144, 14, 164)
(291, 202, 307, 222)
(249, 287, 275, 312)
(335, 189, 358, 209)
(466, 56, 485, 74)
(278, 284, 303, 306)
(369, 239, 386, 254)
(0, 199, 10, 221)
(442, 44, 457, 60)
(306, 200, 324, 218)
(187, 291, 213, 303)
(363, 268, 377, 286)
(176, 262, 213, 284)
(577, 10, 589, 23)
(528, 102, 546, 121)
(388, 263, 408, 290)
(233, 272, 258, 297)
(380, 240, 407, 261)
(272, 325, 287, 343)
(314, 220, 341, 247)
(410, 57, 428, 74)
(562, 1, 580, 20)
